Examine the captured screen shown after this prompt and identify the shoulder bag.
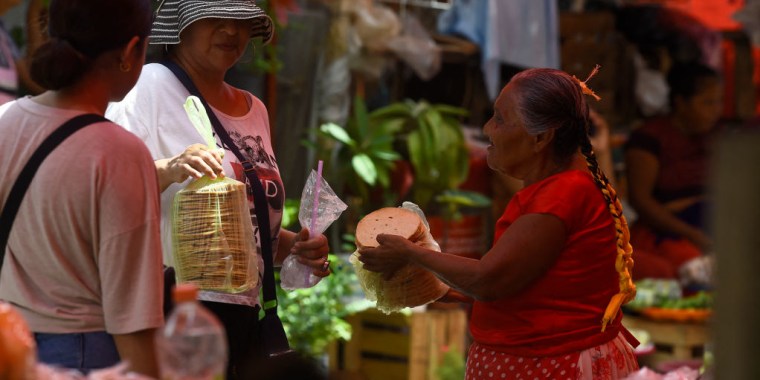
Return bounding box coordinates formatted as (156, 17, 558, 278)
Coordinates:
(0, 114, 107, 271)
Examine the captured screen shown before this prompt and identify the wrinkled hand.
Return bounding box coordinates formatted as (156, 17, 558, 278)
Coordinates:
(437, 288, 473, 304)
(291, 228, 331, 278)
(168, 143, 225, 183)
(358, 234, 416, 280)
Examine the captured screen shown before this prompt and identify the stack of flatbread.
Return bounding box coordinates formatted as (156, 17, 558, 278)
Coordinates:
(352, 207, 449, 313)
(172, 177, 258, 293)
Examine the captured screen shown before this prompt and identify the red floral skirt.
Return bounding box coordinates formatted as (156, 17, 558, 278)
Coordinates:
(465, 333, 638, 380)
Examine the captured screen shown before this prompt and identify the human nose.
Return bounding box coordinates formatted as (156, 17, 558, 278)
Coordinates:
(483, 117, 494, 136)
(217, 19, 243, 35)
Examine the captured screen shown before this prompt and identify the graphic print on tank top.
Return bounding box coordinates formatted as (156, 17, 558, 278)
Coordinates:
(225, 130, 284, 272)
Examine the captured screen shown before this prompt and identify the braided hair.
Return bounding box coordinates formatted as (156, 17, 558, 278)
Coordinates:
(509, 67, 636, 331)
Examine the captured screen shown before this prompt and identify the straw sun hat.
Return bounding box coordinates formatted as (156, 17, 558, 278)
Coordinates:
(150, 0, 274, 45)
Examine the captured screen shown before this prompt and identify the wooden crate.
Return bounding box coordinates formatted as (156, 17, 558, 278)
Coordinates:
(623, 315, 709, 367)
(332, 308, 469, 380)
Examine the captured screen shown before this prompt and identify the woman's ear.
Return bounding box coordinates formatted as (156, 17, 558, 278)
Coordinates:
(120, 36, 144, 65)
(533, 129, 555, 152)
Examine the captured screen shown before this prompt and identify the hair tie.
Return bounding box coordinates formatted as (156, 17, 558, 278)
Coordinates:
(572, 64, 602, 101)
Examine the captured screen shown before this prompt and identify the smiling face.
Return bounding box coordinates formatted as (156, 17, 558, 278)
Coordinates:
(482, 83, 538, 178)
(176, 17, 255, 74)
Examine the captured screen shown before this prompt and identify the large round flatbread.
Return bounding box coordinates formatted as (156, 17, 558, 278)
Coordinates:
(355, 207, 426, 248)
(353, 207, 449, 313)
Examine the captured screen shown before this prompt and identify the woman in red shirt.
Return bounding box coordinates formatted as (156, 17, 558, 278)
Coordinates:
(359, 68, 639, 379)
(625, 62, 722, 282)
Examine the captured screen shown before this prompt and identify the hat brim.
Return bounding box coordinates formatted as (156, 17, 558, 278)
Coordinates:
(150, 0, 274, 45)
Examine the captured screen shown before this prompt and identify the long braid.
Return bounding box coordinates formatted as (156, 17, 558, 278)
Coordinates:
(579, 132, 636, 332)
(511, 66, 637, 332)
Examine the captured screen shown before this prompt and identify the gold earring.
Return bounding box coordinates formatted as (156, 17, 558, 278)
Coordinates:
(119, 62, 131, 72)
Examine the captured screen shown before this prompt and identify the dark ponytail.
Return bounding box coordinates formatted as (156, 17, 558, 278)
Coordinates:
(30, 0, 153, 90)
(30, 38, 91, 90)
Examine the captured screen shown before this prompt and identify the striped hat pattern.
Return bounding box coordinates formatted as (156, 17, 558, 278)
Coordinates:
(151, 0, 274, 45)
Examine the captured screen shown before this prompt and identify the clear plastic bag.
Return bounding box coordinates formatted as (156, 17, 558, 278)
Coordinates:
(280, 166, 348, 290)
(386, 14, 442, 81)
(172, 177, 258, 293)
(0, 302, 36, 380)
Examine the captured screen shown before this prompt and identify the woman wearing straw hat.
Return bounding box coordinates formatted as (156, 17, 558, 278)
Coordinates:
(107, 0, 331, 377)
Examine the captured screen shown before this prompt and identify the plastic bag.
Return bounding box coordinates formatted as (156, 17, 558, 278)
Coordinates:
(0, 302, 36, 380)
(621, 366, 699, 380)
(633, 51, 669, 117)
(678, 255, 714, 288)
(280, 164, 348, 290)
(350, 202, 449, 314)
(35, 362, 155, 380)
(170, 96, 259, 294)
(172, 177, 258, 293)
(351, 0, 401, 52)
(386, 14, 442, 81)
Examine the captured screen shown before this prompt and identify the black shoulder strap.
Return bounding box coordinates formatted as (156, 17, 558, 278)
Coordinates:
(160, 60, 281, 315)
(0, 113, 107, 270)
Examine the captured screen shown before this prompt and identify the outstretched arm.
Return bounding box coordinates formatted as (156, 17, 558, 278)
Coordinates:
(359, 213, 566, 302)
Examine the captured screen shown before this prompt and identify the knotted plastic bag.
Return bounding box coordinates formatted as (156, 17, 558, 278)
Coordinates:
(350, 202, 449, 314)
(280, 162, 348, 290)
(170, 96, 258, 294)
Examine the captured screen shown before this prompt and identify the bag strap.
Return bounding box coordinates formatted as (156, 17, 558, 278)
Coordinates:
(160, 60, 282, 317)
(0, 113, 107, 271)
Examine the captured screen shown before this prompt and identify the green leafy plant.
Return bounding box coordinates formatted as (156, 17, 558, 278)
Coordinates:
(276, 199, 368, 358)
(370, 99, 490, 218)
(276, 253, 358, 357)
(370, 99, 469, 209)
(436, 345, 466, 380)
(310, 96, 404, 213)
(434, 189, 492, 221)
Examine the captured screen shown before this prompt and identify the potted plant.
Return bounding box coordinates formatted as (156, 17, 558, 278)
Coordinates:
(368, 99, 490, 219)
(311, 96, 491, 255)
(366, 99, 491, 258)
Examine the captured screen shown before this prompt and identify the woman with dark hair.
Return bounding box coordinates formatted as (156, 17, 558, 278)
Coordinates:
(0, 0, 161, 376)
(359, 68, 639, 379)
(0, 0, 163, 376)
(625, 61, 722, 282)
(106, 1, 331, 378)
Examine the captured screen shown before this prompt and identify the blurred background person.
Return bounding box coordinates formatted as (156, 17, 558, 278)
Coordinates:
(624, 61, 722, 283)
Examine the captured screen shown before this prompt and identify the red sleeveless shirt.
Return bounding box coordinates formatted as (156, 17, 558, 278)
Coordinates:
(469, 170, 625, 356)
